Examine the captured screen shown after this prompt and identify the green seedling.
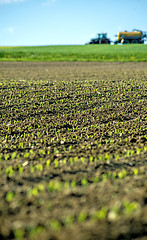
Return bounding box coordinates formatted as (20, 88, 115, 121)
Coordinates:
(11, 152, 17, 159)
(118, 169, 127, 179)
(64, 215, 75, 227)
(81, 178, 88, 186)
(35, 163, 43, 171)
(5, 166, 14, 177)
(47, 181, 62, 192)
(49, 219, 62, 230)
(133, 168, 138, 176)
(77, 211, 88, 223)
(4, 153, 10, 161)
(24, 152, 30, 158)
(46, 159, 50, 168)
(6, 191, 15, 202)
(14, 229, 25, 240)
(81, 157, 85, 163)
(122, 201, 139, 215)
(93, 206, 108, 220)
(54, 159, 59, 168)
(18, 164, 23, 173)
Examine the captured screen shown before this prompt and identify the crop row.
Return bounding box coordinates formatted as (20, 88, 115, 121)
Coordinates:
(0, 63, 147, 240)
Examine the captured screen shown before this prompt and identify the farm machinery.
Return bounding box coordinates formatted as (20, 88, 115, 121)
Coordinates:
(88, 33, 111, 44)
(87, 29, 147, 44)
(114, 29, 147, 44)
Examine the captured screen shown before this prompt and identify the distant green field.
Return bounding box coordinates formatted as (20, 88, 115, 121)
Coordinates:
(0, 44, 147, 61)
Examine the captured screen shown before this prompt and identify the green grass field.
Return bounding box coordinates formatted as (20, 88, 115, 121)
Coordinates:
(0, 44, 147, 61)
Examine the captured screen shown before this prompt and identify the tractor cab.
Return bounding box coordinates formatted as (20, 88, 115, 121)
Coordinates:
(98, 33, 107, 39)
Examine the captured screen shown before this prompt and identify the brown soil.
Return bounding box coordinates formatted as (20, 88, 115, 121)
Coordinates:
(0, 62, 147, 240)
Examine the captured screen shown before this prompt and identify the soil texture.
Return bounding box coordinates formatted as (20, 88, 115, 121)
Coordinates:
(0, 62, 147, 240)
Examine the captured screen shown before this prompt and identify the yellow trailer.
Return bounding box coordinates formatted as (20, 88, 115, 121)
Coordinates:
(115, 29, 147, 44)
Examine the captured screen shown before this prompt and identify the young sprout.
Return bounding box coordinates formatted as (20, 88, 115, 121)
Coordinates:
(77, 211, 88, 223)
(93, 206, 108, 220)
(133, 168, 138, 176)
(49, 219, 62, 231)
(122, 201, 139, 215)
(35, 164, 43, 171)
(118, 169, 127, 179)
(4, 153, 10, 161)
(14, 229, 25, 240)
(18, 164, 23, 173)
(81, 178, 88, 187)
(64, 215, 74, 227)
(0, 154, 2, 161)
(46, 159, 50, 168)
(6, 191, 15, 202)
(5, 166, 14, 177)
(80, 157, 85, 163)
(11, 152, 17, 159)
(54, 159, 59, 168)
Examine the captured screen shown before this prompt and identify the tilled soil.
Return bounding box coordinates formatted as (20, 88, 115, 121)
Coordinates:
(0, 61, 147, 240)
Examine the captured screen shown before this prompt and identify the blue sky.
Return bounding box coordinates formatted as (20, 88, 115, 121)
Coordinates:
(0, 0, 147, 46)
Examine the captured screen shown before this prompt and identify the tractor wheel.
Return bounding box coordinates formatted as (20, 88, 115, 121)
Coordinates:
(121, 39, 130, 44)
(101, 40, 108, 44)
(131, 39, 138, 44)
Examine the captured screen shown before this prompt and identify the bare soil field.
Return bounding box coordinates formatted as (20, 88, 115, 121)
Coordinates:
(0, 62, 147, 240)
